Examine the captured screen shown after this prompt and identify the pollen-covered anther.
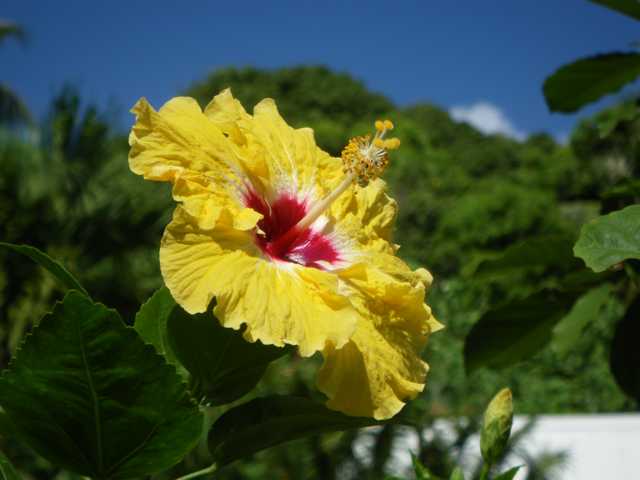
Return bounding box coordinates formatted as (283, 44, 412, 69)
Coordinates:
(342, 119, 400, 187)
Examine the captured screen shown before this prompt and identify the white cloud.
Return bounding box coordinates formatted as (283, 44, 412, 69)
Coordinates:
(449, 101, 526, 141)
(555, 131, 570, 145)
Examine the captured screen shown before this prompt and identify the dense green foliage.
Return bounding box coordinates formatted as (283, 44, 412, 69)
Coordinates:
(1, 65, 639, 479)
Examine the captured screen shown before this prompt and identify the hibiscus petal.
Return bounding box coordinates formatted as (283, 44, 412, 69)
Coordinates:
(317, 254, 441, 420)
(129, 97, 236, 182)
(247, 99, 343, 197)
(160, 206, 358, 357)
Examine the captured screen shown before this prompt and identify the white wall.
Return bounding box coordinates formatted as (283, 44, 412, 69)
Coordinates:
(353, 414, 640, 479)
(506, 414, 640, 480)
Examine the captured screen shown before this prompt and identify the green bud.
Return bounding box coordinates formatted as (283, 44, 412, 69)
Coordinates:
(480, 388, 513, 465)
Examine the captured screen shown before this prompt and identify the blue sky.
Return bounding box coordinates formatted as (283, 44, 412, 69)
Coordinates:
(3, 0, 639, 140)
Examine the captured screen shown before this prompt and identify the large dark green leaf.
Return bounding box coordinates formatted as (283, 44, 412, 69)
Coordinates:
(473, 235, 578, 276)
(574, 205, 640, 272)
(464, 291, 576, 373)
(133, 287, 187, 378)
(0, 291, 202, 479)
(167, 305, 290, 405)
(0, 449, 20, 480)
(551, 284, 613, 355)
(590, 0, 640, 21)
(610, 296, 640, 401)
(0, 242, 88, 296)
(543, 53, 640, 112)
(208, 395, 377, 466)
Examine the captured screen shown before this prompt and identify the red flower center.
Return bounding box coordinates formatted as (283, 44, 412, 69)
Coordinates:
(244, 190, 340, 269)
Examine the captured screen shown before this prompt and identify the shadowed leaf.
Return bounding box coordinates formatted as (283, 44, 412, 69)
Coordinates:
(464, 291, 577, 373)
(590, 0, 640, 21)
(551, 284, 613, 355)
(543, 53, 640, 112)
(0, 242, 88, 296)
(0, 292, 202, 479)
(208, 395, 378, 466)
(610, 296, 640, 401)
(168, 305, 291, 405)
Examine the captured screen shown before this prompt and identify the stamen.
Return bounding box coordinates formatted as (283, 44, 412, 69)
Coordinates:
(270, 120, 400, 252)
(341, 119, 400, 187)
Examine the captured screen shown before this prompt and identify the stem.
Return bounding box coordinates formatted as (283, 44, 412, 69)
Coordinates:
(479, 463, 491, 480)
(175, 463, 218, 480)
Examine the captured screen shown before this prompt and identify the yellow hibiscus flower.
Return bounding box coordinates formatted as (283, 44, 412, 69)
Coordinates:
(128, 89, 442, 420)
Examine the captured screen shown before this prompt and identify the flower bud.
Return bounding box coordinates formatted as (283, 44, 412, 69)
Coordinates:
(480, 388, 513, 465)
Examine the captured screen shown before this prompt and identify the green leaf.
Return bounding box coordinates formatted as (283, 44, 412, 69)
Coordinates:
(412, 455, 440, 480)
(133, 287, 187, 378)
(574, 205, 640, 272)
(493, 466, 521, 480)
(167, 305, 290, 405)
(551, 284, 613, 355)
(590, 0, 640, 22)
(464, 291, 576, 373)
(597, 100, 639, 138)
(473, 235, 579, 276)
(610, 296, 640, 401)
(0, 291, 202, 479)
(449, 467, 465, 480)
(0, 242, 88, 296)
(602, 178, 640, 200)
(0, 450, 21, 480)
(543, 53, 640, 112)
(208, 395, 378, 466)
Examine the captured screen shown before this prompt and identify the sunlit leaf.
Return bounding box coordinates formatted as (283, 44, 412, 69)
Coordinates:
(551, 284, 613, 355)
(168, 305, 291, 405)
(543, 53, 640, 112)
(208, 395, 377, 466)
(0, 291, 202, 479)
(596, 100, 639, 138)
(574, 205, 640, 272)
(449, 467, 465, 480)
(493, 466, 522, 480)
(590, 0, 640, 21)
(0, 242, 88, 296)
(133, 287, 187, 378)
(464, 291, 576, 373)
(610, 296, 640, 401)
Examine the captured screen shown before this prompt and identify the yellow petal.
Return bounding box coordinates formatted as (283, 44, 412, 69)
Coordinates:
(130, 96, 267, 231)
(171, 173, 262, 231)
(318, 317, 429, 420)
(246, 98, 344, 197)
(160, 206, 358, 357)
(204, 88, 250, 145)
(129, 97, 237, 183)
(317, 253, 439, 419)
(331, 178, 399, 254)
